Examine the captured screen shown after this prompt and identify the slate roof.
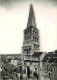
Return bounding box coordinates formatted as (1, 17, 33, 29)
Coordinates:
(27, 4, 36, 28)
(1, 54, 21, 56)
(42, 52, 57, 63)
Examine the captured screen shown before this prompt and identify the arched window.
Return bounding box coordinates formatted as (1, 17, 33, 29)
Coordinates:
(49, 73, 51, 77)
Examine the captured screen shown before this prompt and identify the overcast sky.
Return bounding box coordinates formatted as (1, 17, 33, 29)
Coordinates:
(0, 0, 57, 54)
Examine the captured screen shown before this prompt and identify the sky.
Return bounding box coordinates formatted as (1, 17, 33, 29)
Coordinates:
(0, 0, 57, 54)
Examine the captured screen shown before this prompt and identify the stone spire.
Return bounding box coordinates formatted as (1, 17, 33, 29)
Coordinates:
(27, 4, 36, 28)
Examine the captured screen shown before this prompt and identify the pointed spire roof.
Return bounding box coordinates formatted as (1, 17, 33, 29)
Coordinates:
(27, 4, 36, 28)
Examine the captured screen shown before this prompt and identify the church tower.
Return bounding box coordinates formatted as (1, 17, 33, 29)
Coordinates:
(22, 4, 41, 78)
(23, 4, 40, 56)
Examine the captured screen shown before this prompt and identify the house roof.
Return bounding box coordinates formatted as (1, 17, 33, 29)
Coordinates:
(42, 52, 57, 63)
(1, 54, 21, 56)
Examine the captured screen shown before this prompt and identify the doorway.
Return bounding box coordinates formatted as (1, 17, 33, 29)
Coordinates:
(27, 66, 30, 78)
